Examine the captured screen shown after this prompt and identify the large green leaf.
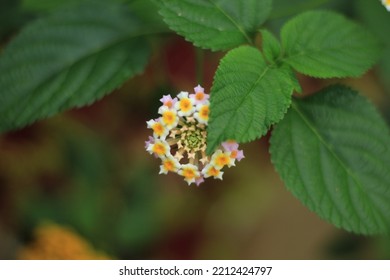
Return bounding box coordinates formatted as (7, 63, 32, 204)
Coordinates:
(0, 1, 151, 133)
(206, 46, 296, 154)
(270, 85, 390, 234)
(281, 10, 381, 78)
(159, 0, 272, 51)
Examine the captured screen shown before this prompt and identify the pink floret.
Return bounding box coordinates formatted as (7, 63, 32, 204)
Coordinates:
(235, 150, 245, 161)
(160, 95, 178, 108)
(145, 136, 154, 148)
(222, 141, 244, 161)
(222, 141, 239, 151)
(195, 176, 205, 186)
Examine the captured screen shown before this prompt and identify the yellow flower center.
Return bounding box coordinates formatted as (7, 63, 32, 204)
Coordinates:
(153, 143, 166, 155)
(207, 167, 220, 177)
(163, 111, 176, 125)
(215, 154, 230, 167)
(195, 92, 205, 101)
(163, 160, 175, 171)
(182, 168, 196, 179)
(152, 123, 164, 136)
(200, 106, 209, 119)
(180, 98, 192, 112)
(230, 150, 237, 159)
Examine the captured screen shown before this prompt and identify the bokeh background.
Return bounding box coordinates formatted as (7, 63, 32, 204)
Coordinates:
(1, 0, 390, 260)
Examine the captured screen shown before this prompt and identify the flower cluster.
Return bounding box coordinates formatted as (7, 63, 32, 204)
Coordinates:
(382, 0, 390, 11)
(145, 85, 244, 186)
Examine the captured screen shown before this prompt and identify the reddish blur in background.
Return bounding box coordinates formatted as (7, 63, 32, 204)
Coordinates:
(1, 0, 390, 260)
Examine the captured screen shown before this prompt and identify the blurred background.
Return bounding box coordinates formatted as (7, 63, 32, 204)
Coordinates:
(1, 0, 390, 260)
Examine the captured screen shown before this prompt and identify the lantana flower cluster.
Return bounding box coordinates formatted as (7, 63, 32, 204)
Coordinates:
(145, 85, 244, 186)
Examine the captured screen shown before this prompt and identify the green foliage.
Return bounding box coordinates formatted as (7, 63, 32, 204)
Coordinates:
(128, 0, 168, 31)
(159, 0, 272, 51)
(0, 0, 388, 237)
(355, 0, 390, 44)
(270, 0, 330, 19)
(260, 29, 281, 63)
(206, 46, 297, 154)
(281, 10, 381, 78)
(355, 0, 390, 90)
(207, 9, 379, 154)
(0, 1, 151, 133)
(270, 85, 390, 234)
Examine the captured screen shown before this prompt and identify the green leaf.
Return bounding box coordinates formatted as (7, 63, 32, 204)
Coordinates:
(281, 10, 381, 78)
(159, 0, 272, 51)
(206, 46, 296, 154)
(260, 29, 281, 63)
(128, 0, 168, 32)
(270, 0, 330, 20)
(260, 30, 303, 93)
(285, 65, 302, 94)
(266, 0, 344, 36)
(270, 85, 390, 234)
(0, 1, 151, 133)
